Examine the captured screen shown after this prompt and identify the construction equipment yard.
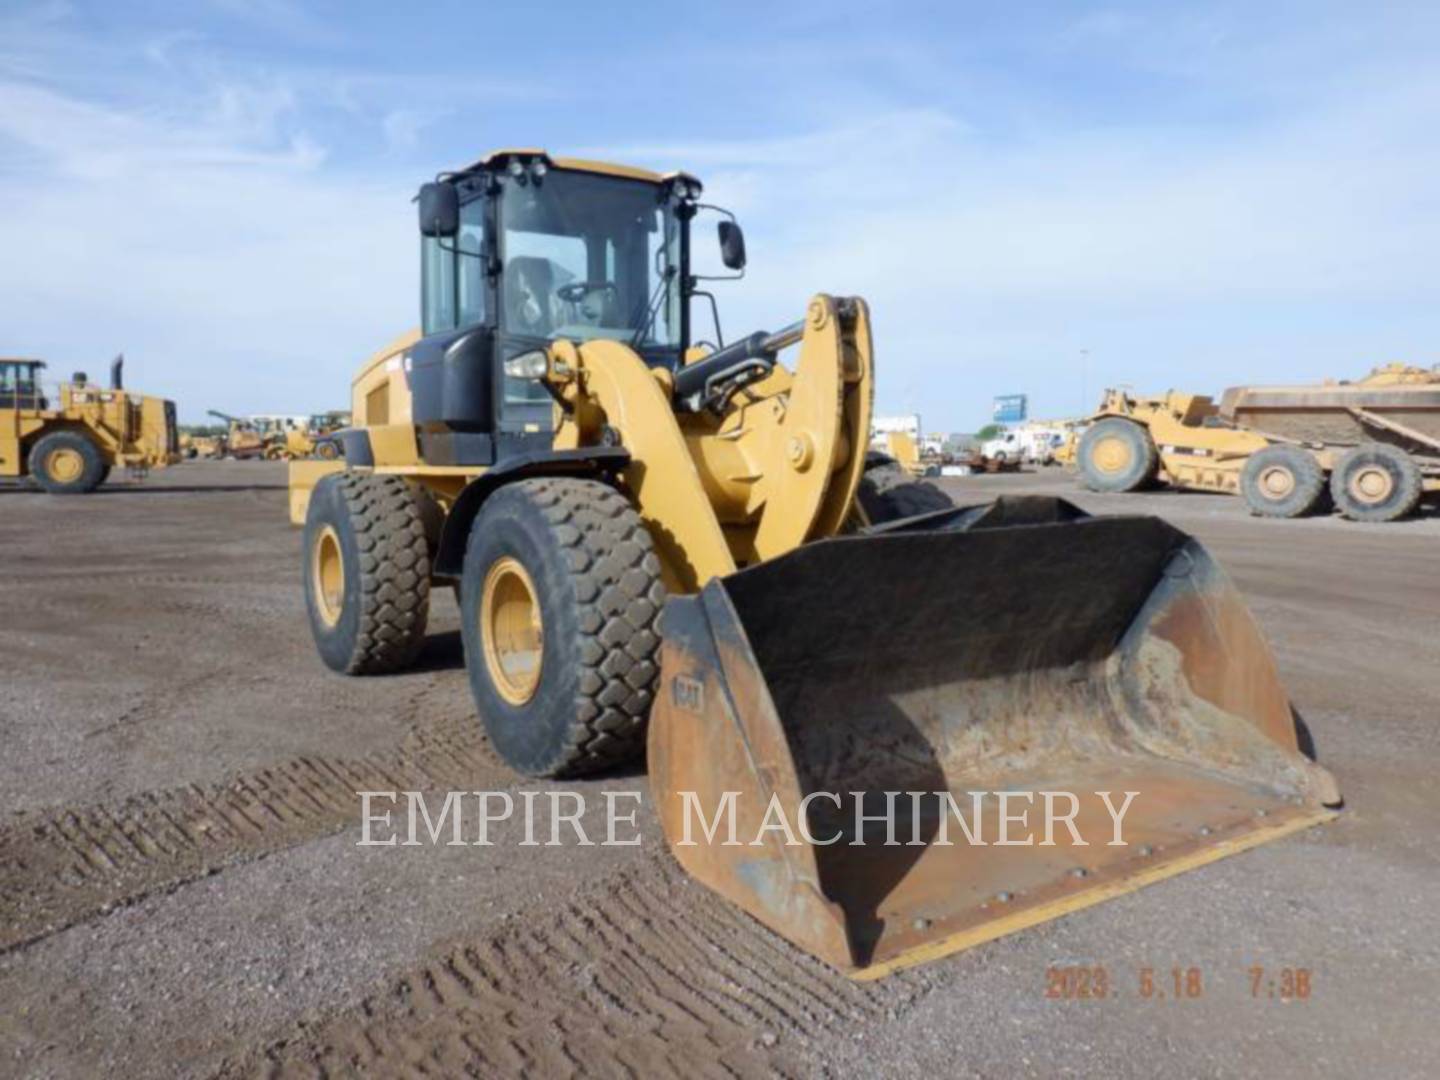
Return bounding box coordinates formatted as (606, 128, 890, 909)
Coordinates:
(1, 460, 1436, 1078)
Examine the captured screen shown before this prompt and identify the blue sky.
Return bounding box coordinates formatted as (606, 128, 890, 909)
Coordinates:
(2, 1, 1438, 427)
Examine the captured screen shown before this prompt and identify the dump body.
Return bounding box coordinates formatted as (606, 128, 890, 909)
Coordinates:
(650, 497, 1338, 976)
(1219, 371, 1440, 447)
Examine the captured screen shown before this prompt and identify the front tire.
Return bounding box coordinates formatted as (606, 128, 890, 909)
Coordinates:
(1239, 445, 1326, 518)
(460, 478, 665, 778)
(29, 430, 106, 494)
(1077, 418, 1158, 493)
(1329, 443, 1422, 523)
(303, 472, 431, 674)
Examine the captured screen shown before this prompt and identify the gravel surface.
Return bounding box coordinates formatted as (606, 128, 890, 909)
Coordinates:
(1, 461, 1436, 1077)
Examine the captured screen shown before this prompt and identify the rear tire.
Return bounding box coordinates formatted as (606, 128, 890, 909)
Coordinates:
(1239, 445, 1326, 518)
(856, 453, 955, 523)
(303, 472, 431, 674)
(461, 478, 665, 778)
(1329, 443, 1422, 522)
(1077, 418, 1158, 493)
(29, 430, 106, 494)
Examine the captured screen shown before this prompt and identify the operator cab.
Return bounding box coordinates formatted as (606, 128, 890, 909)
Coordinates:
(408, 150, 744, 467)
(0, 360, 47, 410)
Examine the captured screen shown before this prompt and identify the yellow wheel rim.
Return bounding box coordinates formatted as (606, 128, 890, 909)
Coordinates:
(1349, 466, 1393, 503)
(311, 525, 345, 628)
(481, 556, 544, 705)
(1259, 465, 1295, 498)
(1091, 435, 1133, 474)
(47, 447, 85, 483)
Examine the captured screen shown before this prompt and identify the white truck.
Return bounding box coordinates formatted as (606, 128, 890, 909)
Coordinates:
(982, 426, 1067, 464)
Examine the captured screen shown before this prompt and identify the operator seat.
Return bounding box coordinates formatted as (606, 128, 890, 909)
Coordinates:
(505, 256, 556, 337)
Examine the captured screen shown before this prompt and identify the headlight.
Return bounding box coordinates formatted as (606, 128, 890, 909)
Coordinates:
(530, 159, 548, 179)
(507, 158, 526, 178)
(504, 350, 549, 380)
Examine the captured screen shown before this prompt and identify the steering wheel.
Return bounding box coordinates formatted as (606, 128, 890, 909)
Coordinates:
(556, 280, 617, 303)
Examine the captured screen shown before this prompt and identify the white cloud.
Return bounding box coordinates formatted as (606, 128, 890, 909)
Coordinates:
(598, 71, 1440, 423)
(0, 71, 412, 420)
(2, 2, 1438, 431)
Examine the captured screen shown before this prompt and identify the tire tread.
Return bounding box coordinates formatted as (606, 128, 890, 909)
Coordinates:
(331, 472, 431, 674)
(1329, 443, 1423, 523)
(856, 459, 954, 522)
(468, 477, 665, 776)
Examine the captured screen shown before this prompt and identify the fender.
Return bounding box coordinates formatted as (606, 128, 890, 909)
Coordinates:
(432, 446, 630, 577)
(335, 428, 374, 466)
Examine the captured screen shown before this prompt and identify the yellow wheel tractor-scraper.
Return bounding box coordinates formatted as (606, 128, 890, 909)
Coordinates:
(1074, 367, 1440, 523)
(289, 151, 1340, 977)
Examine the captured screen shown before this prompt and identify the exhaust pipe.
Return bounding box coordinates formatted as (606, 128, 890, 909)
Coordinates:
(110, 354, 124, 390)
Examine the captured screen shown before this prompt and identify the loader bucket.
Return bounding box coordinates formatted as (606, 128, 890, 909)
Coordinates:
(648, 497, 1340, 978)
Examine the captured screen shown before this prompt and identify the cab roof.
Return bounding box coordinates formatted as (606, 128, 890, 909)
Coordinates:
(455, 149, 699, 191)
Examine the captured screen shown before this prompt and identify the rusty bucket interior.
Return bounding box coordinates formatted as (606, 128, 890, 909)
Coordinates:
(649, 498, 1340, 978)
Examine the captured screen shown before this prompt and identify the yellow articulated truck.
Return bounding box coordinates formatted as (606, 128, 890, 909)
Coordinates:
(1, 356, 179, 494)
(1076, 365, 1440, 522)
(288, 150, 1338, 977)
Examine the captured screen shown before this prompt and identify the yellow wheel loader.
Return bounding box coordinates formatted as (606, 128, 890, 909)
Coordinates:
(289, 151, 1339, 977)
(1077, 369, 1440, 522)
(306, 410, 350, 460)
(250, 412, 350, 461)
(1, 356, 179, 493)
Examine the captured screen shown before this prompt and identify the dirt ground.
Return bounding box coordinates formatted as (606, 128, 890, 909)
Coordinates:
(1, 460, 1437, 1078)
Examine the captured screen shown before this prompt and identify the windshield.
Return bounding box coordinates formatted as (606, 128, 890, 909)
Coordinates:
(498, 169, 682, 350)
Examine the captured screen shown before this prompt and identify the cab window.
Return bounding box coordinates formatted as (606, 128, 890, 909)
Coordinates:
(422, 197, 487, 335)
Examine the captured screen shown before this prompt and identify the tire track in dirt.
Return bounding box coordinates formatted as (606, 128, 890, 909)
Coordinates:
(0, 698, 503, 953)
(227, 855, 916, 1080)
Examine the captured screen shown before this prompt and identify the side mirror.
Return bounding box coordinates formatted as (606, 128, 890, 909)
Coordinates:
(418, 181, 459, 238)
(718, 220, 747, 270)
